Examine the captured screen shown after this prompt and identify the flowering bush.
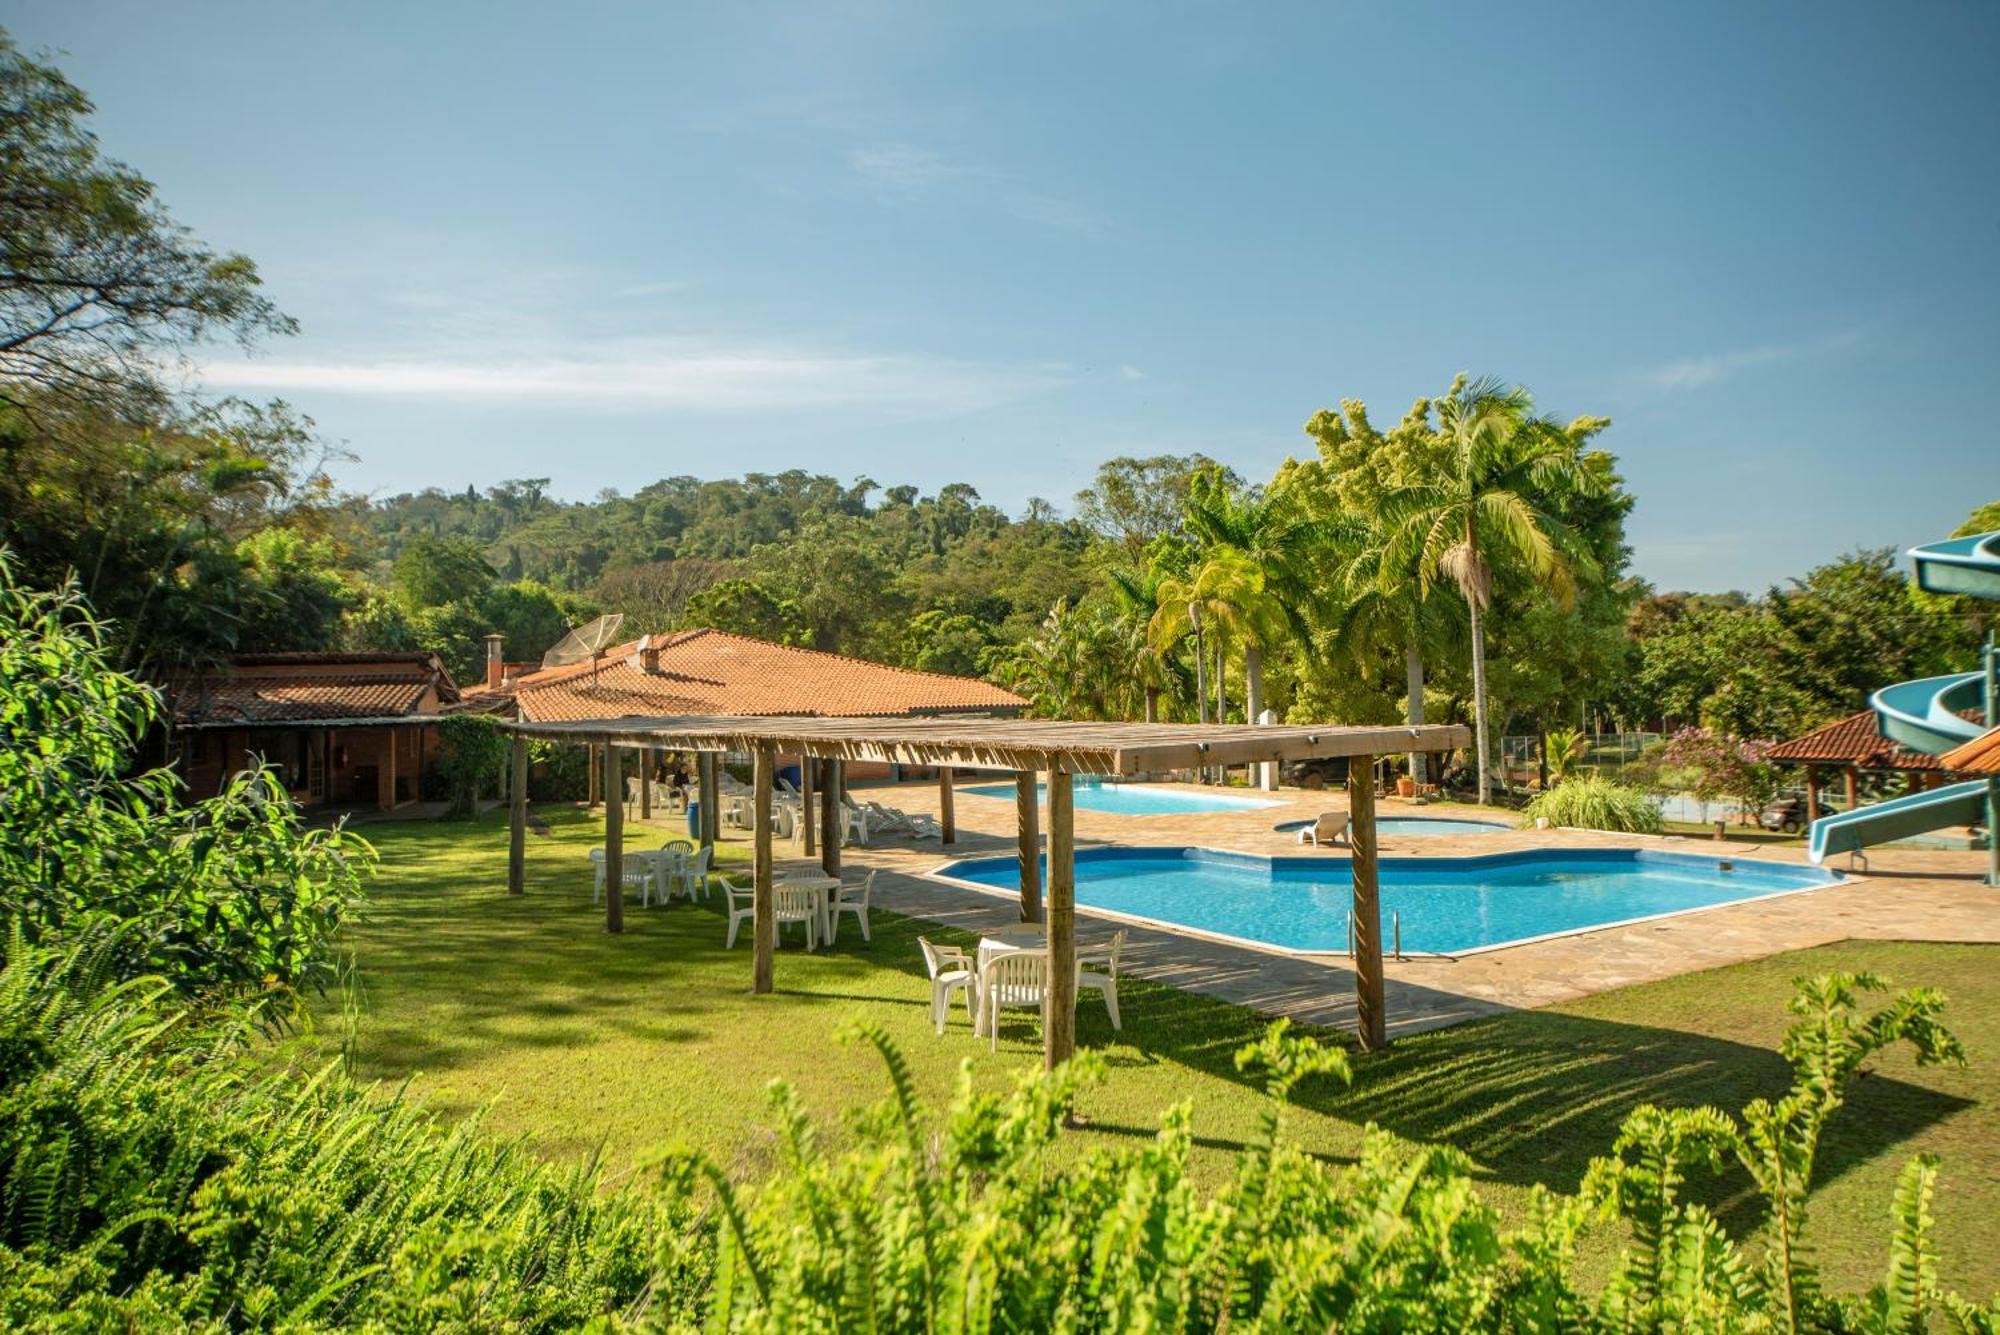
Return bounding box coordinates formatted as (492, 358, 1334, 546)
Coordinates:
(1662, 726, 1782, 821)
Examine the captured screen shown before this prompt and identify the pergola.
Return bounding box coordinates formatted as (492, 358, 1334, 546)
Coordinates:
(503, 714, 1471, 1059)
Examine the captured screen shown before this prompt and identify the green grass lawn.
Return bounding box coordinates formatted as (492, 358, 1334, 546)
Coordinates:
(293, 805, 1998, 1296)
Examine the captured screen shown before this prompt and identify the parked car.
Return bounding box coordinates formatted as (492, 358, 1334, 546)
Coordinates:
(1282, 757, 1350, 790)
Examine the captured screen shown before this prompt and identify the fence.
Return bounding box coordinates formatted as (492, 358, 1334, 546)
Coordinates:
(1499, 732, 1662, 783)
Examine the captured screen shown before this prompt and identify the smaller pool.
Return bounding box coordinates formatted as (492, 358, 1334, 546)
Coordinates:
(1275, 816, 1510, 837)
(961, 780, 1281, 816)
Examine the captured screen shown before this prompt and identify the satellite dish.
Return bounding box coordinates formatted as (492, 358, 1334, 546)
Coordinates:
(541, 613, 625, 669)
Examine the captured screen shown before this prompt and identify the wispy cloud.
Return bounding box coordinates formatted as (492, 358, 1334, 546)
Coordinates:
(1638, 328, 1866, 393)
(612, 278, 691, 300)
(1117, 364, 1147, 381)
(847, 141, 1107, 235)
(202, 338, 1068, 417)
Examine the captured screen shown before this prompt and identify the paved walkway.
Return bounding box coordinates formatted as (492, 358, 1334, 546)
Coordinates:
(798, 778, 2000, 1038)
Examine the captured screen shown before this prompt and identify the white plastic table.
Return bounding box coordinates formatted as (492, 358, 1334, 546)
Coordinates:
(974, 924, 1047, 1035)
(776, 870, 842, 939)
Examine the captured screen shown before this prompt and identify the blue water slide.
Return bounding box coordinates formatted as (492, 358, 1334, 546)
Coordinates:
(1870, 672, 1986, 755)
(1807, 529, 1998, 871)
(1808, 780, 1991, 863)
(1910, 531, 2000, 600)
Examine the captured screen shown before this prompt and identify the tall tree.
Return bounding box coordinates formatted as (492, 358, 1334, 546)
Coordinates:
(1379, 376, 1605, 803)
(0, 33, 291, 414)
(1180, 469, 1321, 737)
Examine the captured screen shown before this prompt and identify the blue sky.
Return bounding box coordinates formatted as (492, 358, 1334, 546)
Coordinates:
(8, 1, 1997, 589)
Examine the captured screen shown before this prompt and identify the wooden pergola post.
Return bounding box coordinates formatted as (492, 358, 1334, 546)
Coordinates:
(800, 757, 816, 856)
(697, 752, 718, 848)
(820, 759, 842, 878)
(939, 765, 956, 844)
(639, 746, 652, 821)
(1348, 753, 1386, 1051)
(508, 734, 527, 895)
(1016, 769, 1042, 922)
(752, 745, 776, 994)
(1045, 768, 1076, 1070)
(587, 743, 600, 808)
(603, 744, 625, 934)
(1844, 765, 1859, 812)
(1805, 764, 1822, 822)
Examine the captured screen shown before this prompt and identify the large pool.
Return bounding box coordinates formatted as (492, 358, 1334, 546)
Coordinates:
(934, 846, 1839, 955)
(960, 780, 1281, 816)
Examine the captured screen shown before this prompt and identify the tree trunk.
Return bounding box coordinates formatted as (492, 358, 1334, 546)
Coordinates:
(1470, 595, 1492, 805)
(1404, 642, 1426, 785)
(1190, 609, 1207, 781)
(1215, 640, 1227, 784)
(1244, 641, 1265, 788)
(1143, 686, 1159, 724)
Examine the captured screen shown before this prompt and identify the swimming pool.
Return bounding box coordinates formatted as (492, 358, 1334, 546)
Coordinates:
(933, 846, 1840, 955)
(1275, 816, 1510, 837)
(960, 780, 1281, 816)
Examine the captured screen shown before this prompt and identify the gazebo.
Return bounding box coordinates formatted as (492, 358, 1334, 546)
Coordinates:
(502, 715, 1471, 1060)
(1765, 710, 1953, 817)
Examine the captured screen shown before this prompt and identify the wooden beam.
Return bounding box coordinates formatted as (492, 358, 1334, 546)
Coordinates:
(939, 765, 956, 844)
(381, 726, 397, 811)
(1044, 768, 1075, 1071)
(639, 746, 652, 820)
(508, 734, 527, 895)
(1016, 769, 1042, 922)
(603, 744, 625, 934)
(1348, 754, 1386, 1051)
(820, 758, 842, 878)
(800, 754, 816, 856)
(697, 752, 717, 848)
(587, 743, 601, 807)
(752, 745, 775, 994)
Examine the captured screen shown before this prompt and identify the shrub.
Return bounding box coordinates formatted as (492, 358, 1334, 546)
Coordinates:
(0, 558, 371, 997)
(1520, 775, 1665, 834)
(433, 713, 508, 818)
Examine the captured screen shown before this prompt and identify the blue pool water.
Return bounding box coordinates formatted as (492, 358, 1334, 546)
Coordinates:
(936, 846, 1838, 954)
(1275, 816, 1509, 837)
(960, 780, 1281, 816)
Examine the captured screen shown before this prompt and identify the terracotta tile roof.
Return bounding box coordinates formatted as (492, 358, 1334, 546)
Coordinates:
(1766, 711, 1947, 771)
(1941, 725, 2000, 775)
(491, 628, 1027, 724)
(173, 652, 458, 725)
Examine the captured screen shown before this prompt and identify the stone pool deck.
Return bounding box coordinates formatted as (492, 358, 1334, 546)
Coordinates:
(815, 778, 2000, 1039)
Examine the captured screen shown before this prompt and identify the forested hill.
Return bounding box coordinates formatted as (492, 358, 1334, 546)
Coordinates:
(353, 469, 1106, 679)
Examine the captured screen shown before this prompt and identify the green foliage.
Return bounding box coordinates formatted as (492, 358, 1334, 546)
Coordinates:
(0, 31, 292, 416)
(1542, 727, 1590, 784)
(433, 715, 508, 819)
(0, 557, 369, 996)
(1520, 775, 1665, 833)
(680, 577, 811, 646)
(0, 938, 698, 1329)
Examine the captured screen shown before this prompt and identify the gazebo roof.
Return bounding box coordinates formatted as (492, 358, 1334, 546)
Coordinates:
(506, 713, 1471, 776)
(1765, 711, 1947, 772)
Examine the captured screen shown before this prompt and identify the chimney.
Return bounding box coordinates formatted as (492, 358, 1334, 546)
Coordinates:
(484, 633, 505, 690)
(638, 633, 661, 674)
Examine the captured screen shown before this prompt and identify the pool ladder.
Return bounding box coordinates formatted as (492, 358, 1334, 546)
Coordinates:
(1347, 912, 1406, 961)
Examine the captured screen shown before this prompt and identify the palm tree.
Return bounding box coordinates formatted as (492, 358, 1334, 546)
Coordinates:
(1326, 521, 1463, 784)
(1151, 550, 1289, 777)
(1181, 470, 1325, 739)
(1105, 566, 1180, 722)
(1380, 376, 1603, 804)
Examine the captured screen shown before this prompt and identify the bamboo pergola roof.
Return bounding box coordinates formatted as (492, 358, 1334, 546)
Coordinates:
(506, 713, 1472, 775)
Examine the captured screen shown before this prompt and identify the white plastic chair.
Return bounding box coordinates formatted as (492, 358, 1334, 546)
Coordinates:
(590, 848, 655, 907)
(918, 936, 976, 1035)
(720, 876, 755, 949)
(672, 845, 713, 901)
(839, 800, 871, 847)
(980, 950, 1049, 1050)
(1077, 929, 1125, 1030)
(827, 869, 875, 944)
(775, 883, 819, 951)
